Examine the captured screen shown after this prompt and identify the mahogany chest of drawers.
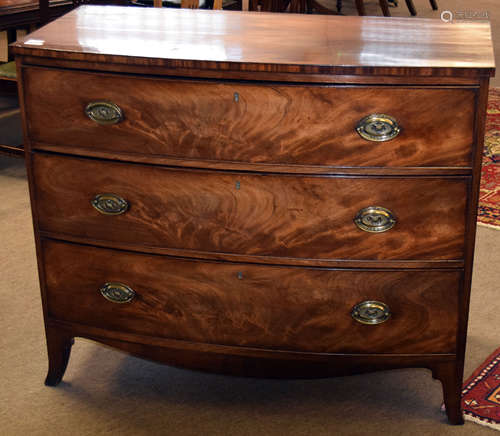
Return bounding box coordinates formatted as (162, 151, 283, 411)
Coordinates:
(13, 6, 495, 425)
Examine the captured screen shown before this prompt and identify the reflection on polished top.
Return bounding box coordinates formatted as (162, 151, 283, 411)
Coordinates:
(12, 5, 495, 76)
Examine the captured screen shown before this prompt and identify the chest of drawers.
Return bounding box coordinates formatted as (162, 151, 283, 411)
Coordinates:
(13, 6, 495, 425)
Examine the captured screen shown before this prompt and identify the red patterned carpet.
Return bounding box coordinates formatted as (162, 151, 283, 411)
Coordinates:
(479, 88, 500, 228)
(462, 347, 500, 430)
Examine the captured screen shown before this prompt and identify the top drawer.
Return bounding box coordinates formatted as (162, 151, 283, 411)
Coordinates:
(23, 68, 476, 168)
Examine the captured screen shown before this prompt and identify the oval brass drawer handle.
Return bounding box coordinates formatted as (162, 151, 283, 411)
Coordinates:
(351, 301, 391, 325)
(85, 101, 123, 125)
(91, 193, 129, 216)
(354, 206, 396, 233)
(356, 114, 400, 142)
(100, 282, 136, 304)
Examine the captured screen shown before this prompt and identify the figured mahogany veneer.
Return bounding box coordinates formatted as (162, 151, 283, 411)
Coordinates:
(24, 68, 476, 167)
(33, 153, 468, 261)
(43, 239, 460, 354)
(11, 6, 495, 77)
(12, 5, 495, 426)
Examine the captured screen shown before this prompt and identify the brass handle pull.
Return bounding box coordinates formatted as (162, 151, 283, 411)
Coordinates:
(354, 206, 396, 233)
(351, 301, 391, 325)
(356, 114, 400, 142)
(85, 101, 123, 125)
(91, 193, 129, 216)
(100, 282, 136, 304)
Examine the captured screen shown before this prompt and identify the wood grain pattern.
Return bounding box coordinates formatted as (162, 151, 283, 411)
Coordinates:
(42, 239, 460, 354)
(32, 153, 468, 261)
(43, 317, 463, 424)
(38, 232, 466, 270)
(18, 58, 486, 85)
(11, 6, 495, 78)
(28, 143, 475, 176)
(13, 8, 493, 423)
(46, 318, 456, 374)
(24, 68, 476, 168)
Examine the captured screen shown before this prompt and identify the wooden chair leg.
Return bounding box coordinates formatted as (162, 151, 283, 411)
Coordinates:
(354, 0, 365, 15)
(429, 0, 438, 10)
(379, 0, 390, 16)
(405, 0, 417, 15)
(44, 325, 74, 386)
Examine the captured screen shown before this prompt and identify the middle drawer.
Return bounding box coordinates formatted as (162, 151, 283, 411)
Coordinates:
(33, 153, 467, 261)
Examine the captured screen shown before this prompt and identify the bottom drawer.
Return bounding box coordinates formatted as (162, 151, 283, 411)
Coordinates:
(42, 240, 460, 354)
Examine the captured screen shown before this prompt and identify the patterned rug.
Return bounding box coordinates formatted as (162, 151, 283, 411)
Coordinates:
(462, 347, 500, 430)
(479, 88, 500, 229)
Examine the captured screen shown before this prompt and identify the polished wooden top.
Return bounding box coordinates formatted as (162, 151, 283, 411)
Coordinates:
(12, 5, 495, 77)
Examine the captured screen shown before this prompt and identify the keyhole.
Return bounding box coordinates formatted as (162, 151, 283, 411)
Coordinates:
(235, 181, 241, 190)
(237, 272, 243, 280)
(234, 92, 239, 103)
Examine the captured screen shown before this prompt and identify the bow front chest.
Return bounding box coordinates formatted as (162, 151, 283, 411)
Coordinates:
(13, 5, 495, 424)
